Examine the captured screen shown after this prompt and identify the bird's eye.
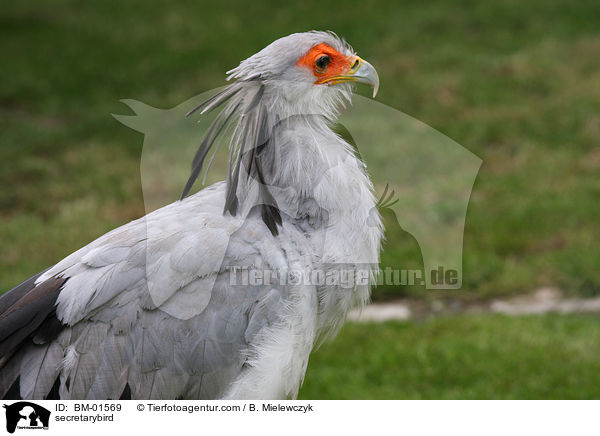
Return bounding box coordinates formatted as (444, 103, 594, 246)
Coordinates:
(314, 55, 331, 73)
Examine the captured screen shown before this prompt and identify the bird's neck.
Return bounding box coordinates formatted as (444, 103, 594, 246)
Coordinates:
(240, 110, 381, 257)
(225, 84, 382, 266)
(232, 100, 383, 338)
(273, 113, 383, 338)
(236, 112, 370, 221)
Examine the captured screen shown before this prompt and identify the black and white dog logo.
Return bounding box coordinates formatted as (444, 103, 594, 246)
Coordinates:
(3, 402, 50, 433)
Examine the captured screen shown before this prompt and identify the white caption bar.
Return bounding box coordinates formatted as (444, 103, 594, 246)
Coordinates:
(1, 400, 597, 436)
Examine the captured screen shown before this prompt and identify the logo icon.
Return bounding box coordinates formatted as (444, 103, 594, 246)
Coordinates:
(3, 402, 50, 433)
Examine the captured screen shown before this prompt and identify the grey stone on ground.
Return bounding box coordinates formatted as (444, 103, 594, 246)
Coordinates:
(348, 288, 600, 323)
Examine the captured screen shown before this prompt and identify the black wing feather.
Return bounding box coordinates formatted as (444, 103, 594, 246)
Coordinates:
(0, 275, 67, 358)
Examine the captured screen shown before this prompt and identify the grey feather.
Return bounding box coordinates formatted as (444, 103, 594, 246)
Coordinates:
(86, 333, 130, 399)
(185, 85, 241, 118)
(19, 342, 63, 399)
(0, 348, 24, 398)
(181, 100, 242, 199)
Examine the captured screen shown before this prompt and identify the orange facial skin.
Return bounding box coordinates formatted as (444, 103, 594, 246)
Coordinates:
(296, 43, 355, 85)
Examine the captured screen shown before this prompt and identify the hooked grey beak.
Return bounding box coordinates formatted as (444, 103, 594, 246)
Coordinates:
(316, 56, 380, 98)
(348, 57, 380, 98)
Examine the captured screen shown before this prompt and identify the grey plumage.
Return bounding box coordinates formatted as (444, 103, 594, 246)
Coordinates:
(1, 194, 309, 399)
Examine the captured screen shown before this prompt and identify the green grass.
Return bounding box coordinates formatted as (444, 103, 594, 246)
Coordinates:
(1, 0, 599, 299)
(299, 314, 600, 399)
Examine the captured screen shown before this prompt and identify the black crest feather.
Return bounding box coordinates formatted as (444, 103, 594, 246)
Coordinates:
(182, 83, 282, 235)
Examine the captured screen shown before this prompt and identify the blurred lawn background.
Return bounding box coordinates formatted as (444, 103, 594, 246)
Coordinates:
(1, 0, 599, 398)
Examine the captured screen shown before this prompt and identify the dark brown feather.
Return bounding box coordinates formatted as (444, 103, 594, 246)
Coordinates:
(0, 276, 67, 358)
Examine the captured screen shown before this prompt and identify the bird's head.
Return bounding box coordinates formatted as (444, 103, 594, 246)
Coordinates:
(226, 31, 379, 118)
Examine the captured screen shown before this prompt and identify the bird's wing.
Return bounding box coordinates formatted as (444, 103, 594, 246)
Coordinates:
(0, 182, 308, 399)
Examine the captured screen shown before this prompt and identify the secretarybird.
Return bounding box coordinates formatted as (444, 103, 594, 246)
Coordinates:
(0, 31, 382, 400)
